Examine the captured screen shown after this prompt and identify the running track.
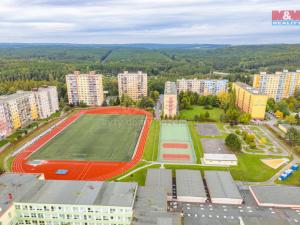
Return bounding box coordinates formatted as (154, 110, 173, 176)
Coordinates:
(12, 107, 152, 181)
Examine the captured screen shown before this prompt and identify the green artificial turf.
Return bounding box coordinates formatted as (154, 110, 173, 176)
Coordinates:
(29, 114, 145, 161)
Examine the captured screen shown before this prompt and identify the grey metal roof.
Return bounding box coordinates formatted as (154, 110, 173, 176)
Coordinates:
(164, 81, 177, 95)
(250, 185, 300, 206)
(157, 217, 173, 225)
(145, 169, 172, 194)
(176, 170, 206, 198)
(0, 173, 137, 211)
(0, 173, 41, 216)
(205, 171, 242, 200)
(242, 216, 290, 225)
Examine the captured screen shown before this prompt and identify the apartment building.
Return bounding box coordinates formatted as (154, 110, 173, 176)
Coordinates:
(0, 173, 138, 225)
(0, 102, 12, 139)
(0, 91, 38, 132)
(33, 86, 59, 119)
(232, 82, 268, 119)
(176, 79, 228, 95)
(66, 71, 104, 106)
(163, 81, 177, 117)
(118, 71, 147, 100)
(253, 70, 300, 101)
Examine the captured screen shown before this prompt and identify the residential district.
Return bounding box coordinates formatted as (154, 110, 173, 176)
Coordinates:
(0, 70, 300, 225)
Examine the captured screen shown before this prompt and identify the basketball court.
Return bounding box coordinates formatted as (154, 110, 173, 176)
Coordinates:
(158, 121, 196, 163)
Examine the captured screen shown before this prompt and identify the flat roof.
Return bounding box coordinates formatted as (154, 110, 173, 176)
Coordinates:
(250, 185, 300, 207)
(157, 217, 173, 225)
(234, 82, 262, 95)
(0, 173, 137, 211)
(205, 171, 242, 200)
(0, 91, 32, 102)
(204, 154, 237, 161)
(164, 81, 177, 95)
(176, 170, 206, 198)
(242, 216, 290, 225)
(145, 169, 172, 194)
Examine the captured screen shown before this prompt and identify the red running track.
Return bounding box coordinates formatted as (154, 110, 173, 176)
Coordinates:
(12, 107, 152, 181)
(162, 143, 189, 149)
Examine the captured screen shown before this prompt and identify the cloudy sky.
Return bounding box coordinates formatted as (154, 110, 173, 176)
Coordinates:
(0, 0, 300, 44)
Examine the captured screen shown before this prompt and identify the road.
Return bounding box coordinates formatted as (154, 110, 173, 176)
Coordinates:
(154, 94, 163, 120)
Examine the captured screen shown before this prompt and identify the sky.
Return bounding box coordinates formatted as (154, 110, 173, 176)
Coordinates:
(0, 0, 300, 44)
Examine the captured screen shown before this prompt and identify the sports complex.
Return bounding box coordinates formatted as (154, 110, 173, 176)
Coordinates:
(12, 107, 152, 180)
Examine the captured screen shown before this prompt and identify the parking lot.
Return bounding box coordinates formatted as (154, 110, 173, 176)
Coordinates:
(196, 123, 221, 136)
(201, 138, 231, 154)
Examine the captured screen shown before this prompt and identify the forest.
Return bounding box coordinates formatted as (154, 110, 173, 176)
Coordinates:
(1, 43, 300, 101)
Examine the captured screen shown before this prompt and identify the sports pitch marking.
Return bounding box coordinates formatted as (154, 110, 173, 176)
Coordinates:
(11, 107, 152, 181)
(158, 121, 196, 163)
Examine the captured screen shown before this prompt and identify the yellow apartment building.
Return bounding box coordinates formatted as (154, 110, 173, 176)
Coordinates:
(163, 81, 178, 117)
(232, 82, 268, 120)
(253, 70, 300, 101)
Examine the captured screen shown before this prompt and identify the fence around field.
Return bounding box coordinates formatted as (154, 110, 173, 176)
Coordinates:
(158, 120, 196, 163)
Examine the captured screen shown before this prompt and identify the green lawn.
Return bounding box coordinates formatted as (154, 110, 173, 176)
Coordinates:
(188, 121, 204, 162)
(179, 105, 224, 121)
(29, 114, 145, 162)
(142, 120, 160, 161)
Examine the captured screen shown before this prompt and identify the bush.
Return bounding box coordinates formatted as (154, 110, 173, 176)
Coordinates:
(235, 130, 241, 135)
(225, 133, 242, 151)
(204, 105, 213, 110)
(294, 146, 300, 154)
(249, 141, 256, 149)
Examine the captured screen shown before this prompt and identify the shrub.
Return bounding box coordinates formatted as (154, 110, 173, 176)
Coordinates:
(235, 130, 241, 135)
(225, 133, 242, 151)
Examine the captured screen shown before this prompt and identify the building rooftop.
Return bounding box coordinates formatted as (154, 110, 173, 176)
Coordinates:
(205, 171, 242, 200)
(164, 81, 177, 95)
(0, 173, 137, 215)
(145, 169, 172, 194)
(157, 217, 173, 225)
(176, 170, 206, 198)
(241, 216, 290, 225)
(204, 153, 237, 161)
(0, 90, 32, 102)
(250, 185, 300, 207)
(234, 82, 263, 95)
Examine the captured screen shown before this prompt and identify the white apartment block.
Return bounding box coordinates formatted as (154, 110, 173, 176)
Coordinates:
(118, 71, 147, 101)
(163, 81, 177, 117)
(66, 71, 104, 106)
(176, 79, 228, 95)
(0, 102, 12, 139)
(33, 86, 59, 119)
(0, 173, 138, 225)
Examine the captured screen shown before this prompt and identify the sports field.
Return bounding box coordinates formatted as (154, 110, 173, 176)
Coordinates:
(28, 114, 145, 162)
(158, 121, 196, 163)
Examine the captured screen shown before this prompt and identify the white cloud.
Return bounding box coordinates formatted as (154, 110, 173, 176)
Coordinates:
(0, 0, 299, 44)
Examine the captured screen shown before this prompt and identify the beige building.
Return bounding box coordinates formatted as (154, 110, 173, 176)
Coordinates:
(118, 71, 147, 100)
(33, 86, 59, 119)
(163, 81, 177, 117)
(0, 91, 38, 132)
(232, 82, 268, 120)
(66, 71, 104, 106)
(176, 78, 228, 95)
(253, 70, 300, 101)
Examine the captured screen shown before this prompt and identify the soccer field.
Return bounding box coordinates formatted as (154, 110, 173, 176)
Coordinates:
(28, 114, 145, 162)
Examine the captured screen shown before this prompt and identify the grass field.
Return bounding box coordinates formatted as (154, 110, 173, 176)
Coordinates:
(142, 120, 160, 161)
(179, 105, 224, 121)
(28, 114, 145, 162)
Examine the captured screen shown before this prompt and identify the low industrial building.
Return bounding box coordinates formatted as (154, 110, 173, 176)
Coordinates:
(250, 185, 300, 208)
(176, 170, 207, 203)
(0, 173, 137, 225)
(205, 171, 243, 205)
(145, 169, 173, 199)
(203, 153, 238, 166)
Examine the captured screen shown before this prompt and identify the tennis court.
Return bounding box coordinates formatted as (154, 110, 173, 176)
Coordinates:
(158, 121, 196, 163)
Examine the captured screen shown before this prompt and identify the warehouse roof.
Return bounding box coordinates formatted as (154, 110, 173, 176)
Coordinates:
(176, 170, 206, 198)
(164, 81, 177, 95)
(146, 169, 172, 194)
(241, 216, 290, 225)
(157, 217, 173, 225)
(205, 171, 242, 200)
(204, 153, 237, 161)
(250, 185, 300, 207)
